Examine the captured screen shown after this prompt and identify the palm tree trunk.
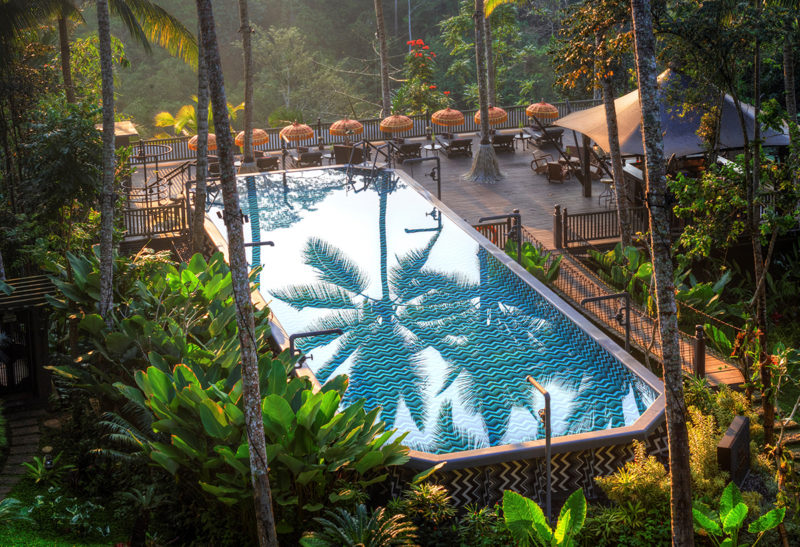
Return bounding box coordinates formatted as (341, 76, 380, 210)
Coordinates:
(58, 16, 75, 104)
(752, 0, 774, 447)
(192, 19, 209, 255)
(237, 0, 254, 167)
(630, 0, 694, 544)
(601, 77, 632, 247)
(484, 14, 496, 105)
(97, 0, 115, 325)
(784, 20, 797, 124)
(375, 0, 391, 116)
(196, 2, 278, 545)
(465, 0, 501, 184)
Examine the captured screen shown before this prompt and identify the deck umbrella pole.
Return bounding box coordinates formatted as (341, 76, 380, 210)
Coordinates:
(527, 376, 551, 525)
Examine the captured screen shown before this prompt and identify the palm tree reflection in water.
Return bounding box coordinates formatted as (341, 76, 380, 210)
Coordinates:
(273, 174, 650, 454)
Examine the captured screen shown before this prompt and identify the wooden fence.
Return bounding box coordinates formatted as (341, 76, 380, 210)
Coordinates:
(123, 202, 187, 238)
(132, 100, 602, 163)
(555, 206, 684, 248)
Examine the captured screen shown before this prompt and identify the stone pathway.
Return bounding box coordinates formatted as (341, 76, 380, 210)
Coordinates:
(0, 406, 46, 499)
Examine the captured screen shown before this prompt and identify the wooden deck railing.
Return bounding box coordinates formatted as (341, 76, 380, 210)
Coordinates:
(131, 100, 602, 163)
(123, 202, 187, 238)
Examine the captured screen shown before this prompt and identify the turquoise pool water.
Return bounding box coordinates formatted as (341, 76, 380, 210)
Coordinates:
(207, 168, 659, 455)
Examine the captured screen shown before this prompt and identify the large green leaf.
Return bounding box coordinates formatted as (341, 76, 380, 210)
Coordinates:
(105, 332, 133, 354)
(721, 503, 748, 534)
(692, 503, 722, 536)
(354, 451, 383, 474)
(719, 481, 743, 522)
(262, 394, 295, 436)
(747, 507, 786, 534)
(79, 314, 106, 335)
(503, 490, 551, 547)
(554, 488, 586, 544)
(197, 399, 231, 439)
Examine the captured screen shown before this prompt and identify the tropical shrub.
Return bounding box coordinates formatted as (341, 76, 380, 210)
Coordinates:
(505, 241, 562, 283)
(588, 244, 653, 309)
(687, 407, 729, 501)
(458, 503, 513, 546)
(0, 498, 33, 527)
(29, 486, 109, 538)
(594, 440, 670, 509)
(48, 252, 410, 537)
(392, 39, 448, 116)
(22, 452, 75, 486)
(579, 502, 671, 546)
(502, 488, 586, 547)
(692, 481, 785, 547)
(300, 504, 418, 547)
(388, 482, 457, 544)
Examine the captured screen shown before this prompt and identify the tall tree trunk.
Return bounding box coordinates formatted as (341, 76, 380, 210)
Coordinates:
(238, 0, 254, 167)
(484, 14, 496, 105)
(784, 20, 797, 124)
(630, 0, 694, 545)
(375, 0, 392, 116)
(601, 77, 632, 247)
(465, 0, 501, 184)
(192, 20, 209, 255)
(97, 0, 115, 325)
(196, 2, 278, 545)
(58, 16, 75, 104)
(751, 0, 774, 447)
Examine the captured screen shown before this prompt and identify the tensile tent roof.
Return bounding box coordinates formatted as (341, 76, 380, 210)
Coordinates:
(555, 70, 789, 158)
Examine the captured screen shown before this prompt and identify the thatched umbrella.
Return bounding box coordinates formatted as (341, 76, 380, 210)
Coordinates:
(431, 107, 465, 128)
(188, 133, 217, 152)
(379, 114, 414, 133)
(329, 118, 364, 144)
(235, 128, 269, 146)
(526, 100, 560, 124)
(474, 106, 507, 126)
(279, 121, 314, 143)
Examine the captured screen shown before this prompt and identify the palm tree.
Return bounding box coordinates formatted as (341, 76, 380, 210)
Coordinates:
(192, 20, 209, 255)
(464, 0, 501, 184)
(154, 97, 243, 136)
(237, 0, 255, 169)
(97, 0, 115, 323)
(374, 0, 391, 116)
(196, 1, 278, 545)
(630, 0, 693, 544)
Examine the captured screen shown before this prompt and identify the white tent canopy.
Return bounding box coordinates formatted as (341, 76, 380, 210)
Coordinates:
(555, 70, 789, 158)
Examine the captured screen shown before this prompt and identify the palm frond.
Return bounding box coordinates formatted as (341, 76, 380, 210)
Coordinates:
(109, 0, 197, 67)
(303, 237, 369, 296)
(272, 283, 359, 311)
(484, 0, 520, 16)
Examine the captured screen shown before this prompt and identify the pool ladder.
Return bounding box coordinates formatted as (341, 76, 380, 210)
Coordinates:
(345, 140, 392, 190)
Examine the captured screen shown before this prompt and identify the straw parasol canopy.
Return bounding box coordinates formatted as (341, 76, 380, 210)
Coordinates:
(526, 100, 560, 122)
(329, 118, 364, 137)
(474, 106, 507, 126)
(431, 107, 465, 127)
(235, 128, 269, 146)
(380, 114, 414, 133)
(188, 133, 217, 152)
(279, 121, 314, 142)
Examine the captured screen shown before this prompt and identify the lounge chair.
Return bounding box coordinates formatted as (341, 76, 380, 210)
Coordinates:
(530, 151, 553, 174)
(256, 156, 280, 172)
(290, 151, 323, 168)
(333, 144, 365, 165)
(491, 133, 515, 153)
(525, 126, 564, 148)
(208, 162, 220, 177)
(546, 161, 570, 184)
(436, 135, 473, 158)
(393, 142, 422, 163)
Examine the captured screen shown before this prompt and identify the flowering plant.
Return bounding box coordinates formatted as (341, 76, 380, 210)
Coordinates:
(393, 39, 448, 115)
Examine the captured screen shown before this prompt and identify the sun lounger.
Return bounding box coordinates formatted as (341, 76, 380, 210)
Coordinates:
(436, 135, 473, 158)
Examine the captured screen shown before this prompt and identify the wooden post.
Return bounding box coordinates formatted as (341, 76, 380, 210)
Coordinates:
(694, 324, 706, 378)
(553, 205, 562, 249)
(582, 134, 592, 198)
(562, 207, 568, 248)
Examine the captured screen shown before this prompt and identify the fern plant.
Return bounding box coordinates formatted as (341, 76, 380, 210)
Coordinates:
(300, 504, 418, 547)
(22, 452, 75, 485)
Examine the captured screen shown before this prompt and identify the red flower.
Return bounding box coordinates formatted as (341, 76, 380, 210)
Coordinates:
(406, 40, 413, 45)
(429, 85, 437, 89)
(431, 53, 436, 57)
(422, 45, 430, 50)
(416, 39, 424, 45)
(444, 91, 451, 95)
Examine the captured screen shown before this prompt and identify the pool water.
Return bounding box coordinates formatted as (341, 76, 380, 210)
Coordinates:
(207, 168, 658, 455)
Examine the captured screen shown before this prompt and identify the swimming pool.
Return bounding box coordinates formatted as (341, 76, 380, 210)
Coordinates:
(206, 167, 662, 460)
